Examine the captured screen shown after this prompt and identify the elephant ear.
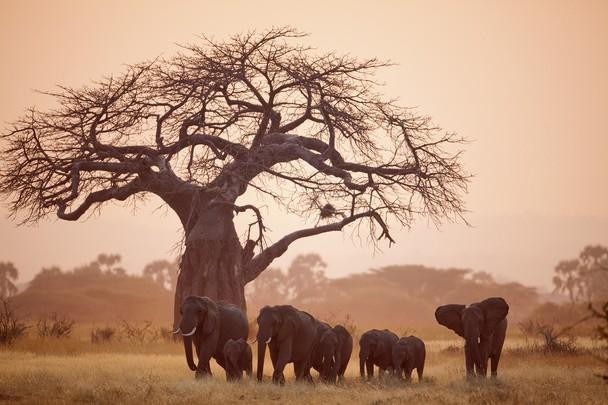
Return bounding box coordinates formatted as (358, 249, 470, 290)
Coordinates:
(202, 299, 218, 335)
(479, 297, 509, 329)
(334, 330, 343, 356)
(278, 316, 296, 342)
(376, 338, 386, 355)
(435, 304, 466, 337)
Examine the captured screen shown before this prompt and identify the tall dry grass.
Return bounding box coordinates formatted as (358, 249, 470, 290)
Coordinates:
(1, 336, 606, 404)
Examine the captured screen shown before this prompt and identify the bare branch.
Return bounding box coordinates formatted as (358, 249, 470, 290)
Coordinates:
(57, 177, 145, 221)
(243, 210, 393, 282)
(1, 27, 468, 261)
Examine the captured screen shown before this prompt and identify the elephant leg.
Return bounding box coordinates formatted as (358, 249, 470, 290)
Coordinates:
(464, 343, 475, 378)
(366, 359, 374, 379)
(242, 356, 252, 378)
(490, 351, 502, 378)
(301, 352, 315, 383)
(215, 355, 226, 371)
(195, 335, 217, 378)
(336, 359, 347, 383)
(273, 340, 292, 385)
(294, 360, 314, 383)
(394, 365, 402, 380)
(479, 338, 491, 377)
(195, 346, 212, 378)
(417, 365, 424, 382)
(404, 367, 413, 383)
(490, 329, 506, 378)
(225, 365, 233, 382)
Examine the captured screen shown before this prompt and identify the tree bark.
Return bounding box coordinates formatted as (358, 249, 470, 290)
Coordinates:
(173, 202, 246, 328)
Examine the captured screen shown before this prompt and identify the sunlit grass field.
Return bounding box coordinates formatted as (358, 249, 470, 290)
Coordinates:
(1, 336, 606, 404)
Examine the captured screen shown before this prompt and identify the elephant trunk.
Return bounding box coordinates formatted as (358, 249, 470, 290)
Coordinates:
(393, 357, 400, 378)
(330, 352, 341, 382)
(465, 338, 482, 377)
(257, 342, 266, 381)
(359, 350, 367, 378)
(180, 318, 197, 371)
(320, 354, 331, 381)
(227, 354, 239, 380)
(183, 335, 197, 371)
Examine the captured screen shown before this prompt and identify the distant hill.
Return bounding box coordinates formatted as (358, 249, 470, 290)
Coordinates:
(12, 265, 173, 324)
(11, 254, 545, 330)
(247, 258, 541, 332)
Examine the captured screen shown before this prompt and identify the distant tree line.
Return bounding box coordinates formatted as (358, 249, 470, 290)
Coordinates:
(3, 245, 606, 335)
(247, 253, 540, 330)
(0, 262, 19, 299)
(8, 254, 177, 323)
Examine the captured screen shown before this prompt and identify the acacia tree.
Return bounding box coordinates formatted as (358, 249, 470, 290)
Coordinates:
(553, 245, 608, 304)
(143, 259, 179, 291)
(0, 262, 19, 299)
(0, 29, 468, 325)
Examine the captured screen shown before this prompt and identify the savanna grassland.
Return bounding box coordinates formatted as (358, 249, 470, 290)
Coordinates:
(1, 333, 606, 405)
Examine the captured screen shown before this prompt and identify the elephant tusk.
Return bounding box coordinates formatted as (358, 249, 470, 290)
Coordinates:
(265, 337, 272, 344)
(181, 326, 197, 336)
(250, 338, 257, 344)
(172, 328, 181, 334)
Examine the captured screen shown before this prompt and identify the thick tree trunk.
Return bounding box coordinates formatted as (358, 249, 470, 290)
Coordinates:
(173, 203, 246, 328)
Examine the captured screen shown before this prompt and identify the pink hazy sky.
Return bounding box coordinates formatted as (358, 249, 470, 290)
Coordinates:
(1, 1, 607, 289)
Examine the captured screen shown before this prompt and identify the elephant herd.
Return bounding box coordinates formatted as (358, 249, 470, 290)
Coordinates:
(174, 295, 509, 384)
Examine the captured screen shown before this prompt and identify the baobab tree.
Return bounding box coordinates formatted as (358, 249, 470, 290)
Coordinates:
(0, 28, 468, 325)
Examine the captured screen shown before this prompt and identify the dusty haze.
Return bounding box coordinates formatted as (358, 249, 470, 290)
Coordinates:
(1, 0, 607, 289)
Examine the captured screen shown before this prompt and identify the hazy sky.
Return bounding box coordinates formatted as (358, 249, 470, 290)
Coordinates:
(1, 1, 607, 289)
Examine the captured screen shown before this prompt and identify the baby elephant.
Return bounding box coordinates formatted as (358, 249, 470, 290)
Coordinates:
(392, 335, 426, 383)
(223, 338, 252, 381)
(319, 325, 353, 383)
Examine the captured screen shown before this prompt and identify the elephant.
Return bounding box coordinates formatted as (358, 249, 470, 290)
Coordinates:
(310, 321, 332, 379)
(256, 305, 320, 384)
(318, 324, 353, 383)
(223, 338, 252, 381)
(359, 329, 399, 380)
(174, 295, 248, 378)
(435, 296, 509, 378)
(392, 335, 426, 383)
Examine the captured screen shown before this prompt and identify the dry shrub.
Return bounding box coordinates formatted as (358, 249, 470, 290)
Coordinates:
(518, 319, 537, 343)
(91, 326, 116, 343)
(120, 320, 158, 344)
(440, 344, 462, 354)
(341, 314, 359, 341)
(0, 299, 27, 345)
(510, 321, 580, 355)
(157, 326, 178, 343)
(37, 313, 75, 338)
(321, 313, 359, 341)
(536, 323, 579, 353)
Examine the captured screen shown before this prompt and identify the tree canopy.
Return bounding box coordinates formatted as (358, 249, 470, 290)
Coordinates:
(1, 28, 469, 314)
(553, 244, 608, 304)
(247, 257, 540, 330)
(0, 262, 19, 299)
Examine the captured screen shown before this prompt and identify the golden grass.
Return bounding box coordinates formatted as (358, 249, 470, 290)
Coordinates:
(1, 339, 607, 404)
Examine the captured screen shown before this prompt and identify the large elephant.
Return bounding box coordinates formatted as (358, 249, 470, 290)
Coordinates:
(223, 338, 252, 381)
(435, 297, 509, 378)
(359, 329, 399, 380)
(319, 324, 353, 383)
(392, 335, 425, 383)
(256, 305, 319, 384)
(174, 295, 248, 378)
